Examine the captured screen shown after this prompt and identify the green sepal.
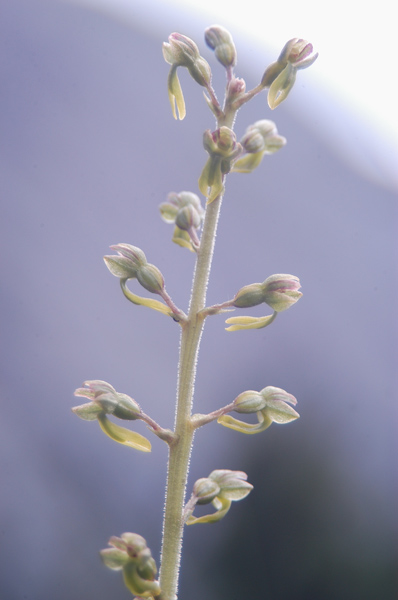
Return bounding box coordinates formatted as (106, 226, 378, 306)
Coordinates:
(100, 548, 129, 570)
(186, 496, 231, 525)
(103, 255, 139, 279)
(172, 225, 194, 251)
(217, 411, 273, 434)
(159, 203, 178, 223)
(98, 414, 151, 452)
(168, 65, 186, 120)
(231, 151, 264, 173)
(263, 399, 300, 424)
(225, 312, 277, 331)
(71, 402, 103, 421)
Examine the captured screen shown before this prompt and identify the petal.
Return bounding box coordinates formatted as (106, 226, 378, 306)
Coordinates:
(263, 401, 300, 424)
(186, 497, 231, 525)
(98, 414, 151, 452)
(217, 412, 272, 434)
(225, 313, 277, 332)
(268, 64, 297, 109)
(168, 66, 186, 120)
(232, 151, 264, 173)
(120, 279, 172, 316)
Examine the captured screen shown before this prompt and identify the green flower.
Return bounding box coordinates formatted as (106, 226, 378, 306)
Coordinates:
(72, 380, 151, 452)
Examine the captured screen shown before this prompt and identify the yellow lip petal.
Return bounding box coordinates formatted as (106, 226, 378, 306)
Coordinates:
(225, 313, 277, 331)
(98, 414, 151, 452)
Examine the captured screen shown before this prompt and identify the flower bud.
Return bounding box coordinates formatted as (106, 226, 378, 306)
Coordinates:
(193, 477, 221, 504)
(213, 126, 238, 156)
(175, 204, 202, 231)
(240, 130, 265, 154)
(233, 390, 266, 413)
(233, 283, 265, 308)
(136, 263, 165, 295)
(261, 274, 302, 312)
(188, 55, 212, 87)
(205, 25, 237, 68)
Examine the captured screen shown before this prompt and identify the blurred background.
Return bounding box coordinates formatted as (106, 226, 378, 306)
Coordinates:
(1, 1, 397, 599)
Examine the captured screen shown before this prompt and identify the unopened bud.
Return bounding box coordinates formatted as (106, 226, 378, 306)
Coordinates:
(205, 25, 237, 68)
(226, 76, 246, 102)
(175, 204, 202, 231)
(233, 390, 266, 413)
(213, 126, 238, 155)
(136, 264, 165, 295)
(262, 274, 302, 312)
(233, 283, 264, 308)
(193, 477, 221, 504)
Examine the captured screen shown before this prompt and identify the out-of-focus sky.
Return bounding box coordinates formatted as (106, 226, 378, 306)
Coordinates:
(71, 0, 398, 189)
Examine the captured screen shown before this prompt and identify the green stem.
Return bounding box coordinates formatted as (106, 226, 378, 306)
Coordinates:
(158, 196, 222, 600)
(159, 110, 236, 600)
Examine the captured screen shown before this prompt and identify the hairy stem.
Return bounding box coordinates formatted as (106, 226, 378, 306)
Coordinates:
(159, 107, 236, 599)
(158, 196, 222, 600)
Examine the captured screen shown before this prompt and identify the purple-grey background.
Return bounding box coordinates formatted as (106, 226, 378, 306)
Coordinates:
(1, 1, 397, 599)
